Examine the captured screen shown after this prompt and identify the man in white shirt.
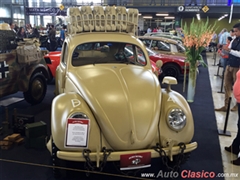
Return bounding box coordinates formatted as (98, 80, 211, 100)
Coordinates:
(147, 27, 152, 33)
(219, 28, 230, 46)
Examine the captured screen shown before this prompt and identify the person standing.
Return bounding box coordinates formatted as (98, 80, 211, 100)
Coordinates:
(225, 69, 240, 165)
(28, 28, 40, 39)
(217, 36, 232, 71)
(16, 27, 27, 39)
(9, 22, 16, 34)
(136, 26, 141, 36)
(147, 27, 152, 33)
(218, 28, 230, 76)
(215, 23, 240, 112)
(157, 27, 162, 32)
(48, 25, 56, 51)
(152, 27, 157, 32)
(218, 28, 230, 46)
(60, 25, 67, 43)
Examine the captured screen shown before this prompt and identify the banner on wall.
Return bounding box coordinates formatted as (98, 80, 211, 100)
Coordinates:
(25, 8, 66, 16)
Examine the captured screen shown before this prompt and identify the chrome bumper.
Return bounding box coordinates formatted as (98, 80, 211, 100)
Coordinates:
(56, 142, 197, 162)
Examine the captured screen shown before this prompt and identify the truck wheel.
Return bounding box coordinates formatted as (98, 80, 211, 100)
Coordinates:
(162, 64, 180, 79)
(23, 72, 47, 105)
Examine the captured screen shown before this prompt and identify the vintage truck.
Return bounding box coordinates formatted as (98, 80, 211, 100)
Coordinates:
(0, 24, 49, 105)
(46, 6, 197, 176)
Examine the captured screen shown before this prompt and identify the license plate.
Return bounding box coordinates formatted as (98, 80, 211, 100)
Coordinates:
(120, 152, 151, 170)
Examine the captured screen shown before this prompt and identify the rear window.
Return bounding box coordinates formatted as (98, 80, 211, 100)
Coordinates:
(71, 42, 147, 66)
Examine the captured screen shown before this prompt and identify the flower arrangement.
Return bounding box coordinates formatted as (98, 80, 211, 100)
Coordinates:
(182, 18, 216, 102)
(182, 18, 215, 67)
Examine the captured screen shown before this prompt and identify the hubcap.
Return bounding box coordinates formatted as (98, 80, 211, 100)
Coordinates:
(31, 79, 43, 100)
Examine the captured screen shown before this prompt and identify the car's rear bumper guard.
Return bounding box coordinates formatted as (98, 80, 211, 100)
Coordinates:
(57, 142, 197, 162)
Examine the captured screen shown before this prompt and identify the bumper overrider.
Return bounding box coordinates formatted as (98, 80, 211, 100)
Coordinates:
(48, 139, 197, 164)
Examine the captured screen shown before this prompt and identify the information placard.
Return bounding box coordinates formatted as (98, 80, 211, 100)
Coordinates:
(65, 118, 90, 148)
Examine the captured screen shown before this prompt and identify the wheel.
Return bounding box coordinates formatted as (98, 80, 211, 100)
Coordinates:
(162, 64, 180, 79)
(23, 72, 47, 105)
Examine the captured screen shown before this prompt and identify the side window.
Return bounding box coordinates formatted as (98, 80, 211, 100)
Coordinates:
(157, 41, 170, 52)
(136, 46, 147, 65)
(171, 44, 178, 53)
(61, 42, 68, 65)
(140, 39, 151, 47)
(177, 44, 185, 53)
(151, 40, 158, 50)
(123, 45, 146, 66)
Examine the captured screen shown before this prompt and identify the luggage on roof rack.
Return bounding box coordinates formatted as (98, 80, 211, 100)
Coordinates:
(66, 6, 138, 35)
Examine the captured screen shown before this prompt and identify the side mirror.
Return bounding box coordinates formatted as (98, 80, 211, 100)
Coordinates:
(162, 76, 178, 92)
(156, 60, 163, 69)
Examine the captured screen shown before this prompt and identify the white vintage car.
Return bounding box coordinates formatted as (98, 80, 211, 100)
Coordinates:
(47, 6, 197, 176)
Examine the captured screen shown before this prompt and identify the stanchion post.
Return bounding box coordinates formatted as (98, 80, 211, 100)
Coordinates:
(213, 47, 217, 66)
(218, 97, 232, 136)
(217, 69, 224, 94)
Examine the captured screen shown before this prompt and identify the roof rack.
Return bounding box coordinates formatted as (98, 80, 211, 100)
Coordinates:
(67, 6, 138, 35)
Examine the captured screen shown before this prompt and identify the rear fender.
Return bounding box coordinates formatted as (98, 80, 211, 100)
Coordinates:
(159, 89, 194, 147)
(51, 92, 101, 152)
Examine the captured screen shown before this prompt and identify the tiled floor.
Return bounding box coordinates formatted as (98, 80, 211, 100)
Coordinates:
(206, 52, 239, 179)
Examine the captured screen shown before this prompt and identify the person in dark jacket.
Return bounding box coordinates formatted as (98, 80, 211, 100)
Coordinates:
(28, 28, 40, 38)
(17, 27, 27, 39)
(48, 25, 56, 51)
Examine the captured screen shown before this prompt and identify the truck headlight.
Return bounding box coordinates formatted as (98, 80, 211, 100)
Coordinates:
(167, 108, 186, 131)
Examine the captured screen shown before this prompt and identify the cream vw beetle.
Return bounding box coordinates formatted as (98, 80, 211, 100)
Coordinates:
(47, 6, 197, 173)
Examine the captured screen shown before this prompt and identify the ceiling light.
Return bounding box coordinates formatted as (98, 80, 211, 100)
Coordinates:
(218, 14, 228, 21)
(156, 13, 169, 16)
(164, 16, 175, 19)
(143, 16, 153, 19)
(138, 13, 142, 16)
(196, 14, 201, 20)
(218, 17, 224, 21)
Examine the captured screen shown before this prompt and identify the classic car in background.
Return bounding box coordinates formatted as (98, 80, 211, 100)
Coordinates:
(139, 36, 186, 57)
(46, 6, 197, 177)
(44, 51, 61, 82)
(143, 32, 183, 44)
(144, 46, 188, 79)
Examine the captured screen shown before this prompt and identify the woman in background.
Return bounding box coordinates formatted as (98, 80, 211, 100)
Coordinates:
(17, 27, 27, 39)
